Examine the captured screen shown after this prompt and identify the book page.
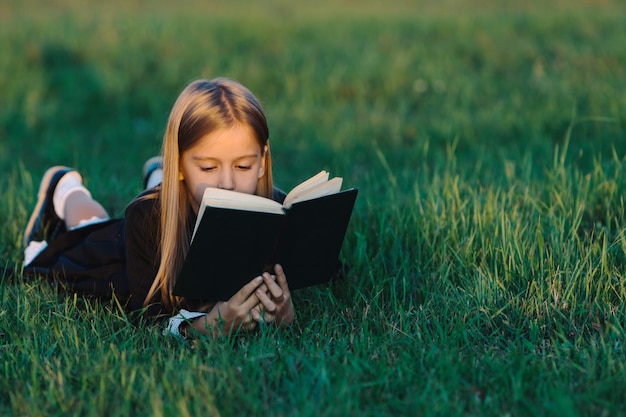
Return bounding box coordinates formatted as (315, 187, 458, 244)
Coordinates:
(284, 177, 343, 208)
(283, 171, 330, 205)
(193, 188, 284, 239)
(201, 188, 284, 213)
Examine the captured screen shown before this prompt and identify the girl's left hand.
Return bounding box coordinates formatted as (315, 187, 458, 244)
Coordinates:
(252, 264, 294, 326)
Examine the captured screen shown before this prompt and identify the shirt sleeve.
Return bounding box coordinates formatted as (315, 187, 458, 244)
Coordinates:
(124, 191, 165, 316)
(163, 309, 209, 339)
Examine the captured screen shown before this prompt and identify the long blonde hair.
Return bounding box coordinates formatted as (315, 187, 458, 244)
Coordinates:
(144, 78, 273, 311)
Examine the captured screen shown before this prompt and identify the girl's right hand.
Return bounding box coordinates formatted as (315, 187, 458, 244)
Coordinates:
(214, 275, 268, 332)
(187, 275, 264, 336)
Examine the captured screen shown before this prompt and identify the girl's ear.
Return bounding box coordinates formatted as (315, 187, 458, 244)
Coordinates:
(258, 144, 269, 179)
(178, 171, 184, 181)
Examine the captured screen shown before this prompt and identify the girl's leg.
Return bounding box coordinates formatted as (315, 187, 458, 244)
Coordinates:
(23, 166, 108, 265)
(52, 170, 109, 229)
(62, 190, 109, 229)
(25, 158, 157, 244)
(60, 155, 163, 227)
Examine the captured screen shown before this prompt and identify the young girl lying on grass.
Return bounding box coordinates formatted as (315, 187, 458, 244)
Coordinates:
(22, 78, 295, 338)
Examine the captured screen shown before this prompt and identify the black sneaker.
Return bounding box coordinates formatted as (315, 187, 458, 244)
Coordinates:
(142, 156, 163, 189)
(23, 166, 75, 247)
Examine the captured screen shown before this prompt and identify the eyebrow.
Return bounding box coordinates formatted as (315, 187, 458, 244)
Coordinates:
(191, 154, 259, 162)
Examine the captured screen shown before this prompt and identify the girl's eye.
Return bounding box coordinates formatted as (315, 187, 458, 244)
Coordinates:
(236, 165, 251, 171)
(201, 166, 217, 172)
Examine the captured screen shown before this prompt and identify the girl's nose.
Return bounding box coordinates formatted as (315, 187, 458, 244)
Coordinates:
(217, 169, 235, 190)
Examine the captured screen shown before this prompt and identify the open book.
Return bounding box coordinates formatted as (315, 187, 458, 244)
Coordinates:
(173, 171, 358, 300)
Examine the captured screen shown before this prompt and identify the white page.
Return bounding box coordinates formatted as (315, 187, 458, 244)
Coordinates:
(193, 188, 284, 239)
(284, 177, 343, 208)
(283, 171, 330, 205)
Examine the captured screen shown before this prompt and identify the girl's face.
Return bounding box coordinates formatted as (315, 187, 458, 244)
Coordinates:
(180, 124, 267, 213)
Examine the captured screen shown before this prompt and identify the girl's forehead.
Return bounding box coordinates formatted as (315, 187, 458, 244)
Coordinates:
(188, 125, 261, 158)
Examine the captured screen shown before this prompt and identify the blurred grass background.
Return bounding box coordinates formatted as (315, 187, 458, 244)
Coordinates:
(2, 0, 624, 195)
(1, 0, 625, 415)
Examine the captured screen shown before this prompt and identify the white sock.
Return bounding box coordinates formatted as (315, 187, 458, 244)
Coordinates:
(146, 168, 163, 190)
(53, 172, 92, 219)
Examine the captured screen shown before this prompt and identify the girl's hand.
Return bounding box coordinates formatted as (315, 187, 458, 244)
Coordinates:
(186, 275, 264, 336)
(251, 264, 294, 326)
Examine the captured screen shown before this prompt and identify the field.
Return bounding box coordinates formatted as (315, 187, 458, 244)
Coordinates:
(1, 0, 626, 415)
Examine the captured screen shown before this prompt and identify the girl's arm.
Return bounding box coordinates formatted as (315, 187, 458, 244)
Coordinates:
(124, 193, 164, 315)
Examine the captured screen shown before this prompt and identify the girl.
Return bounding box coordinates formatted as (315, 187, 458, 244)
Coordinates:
(22, 78, 295, 338)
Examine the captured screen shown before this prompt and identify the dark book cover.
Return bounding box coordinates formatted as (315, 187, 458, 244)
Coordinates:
(173, 188, 358, 300)
(271, 189, 358, 290)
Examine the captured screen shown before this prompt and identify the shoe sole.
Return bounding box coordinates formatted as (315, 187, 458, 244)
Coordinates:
(23, 166, 72, 247)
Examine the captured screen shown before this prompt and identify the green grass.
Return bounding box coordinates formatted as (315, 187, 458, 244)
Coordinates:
(1, 0, 626, 415)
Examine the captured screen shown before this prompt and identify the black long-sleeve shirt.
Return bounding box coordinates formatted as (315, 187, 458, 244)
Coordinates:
(124, 186, 286, 317)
